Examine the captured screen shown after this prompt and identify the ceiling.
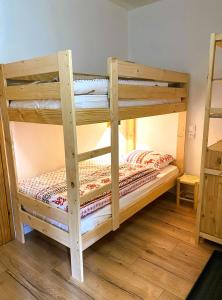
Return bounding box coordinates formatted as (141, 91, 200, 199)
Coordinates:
(109, 0, 161, 10)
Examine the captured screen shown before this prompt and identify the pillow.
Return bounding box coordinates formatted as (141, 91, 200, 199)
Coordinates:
(123, 150, 174, 169)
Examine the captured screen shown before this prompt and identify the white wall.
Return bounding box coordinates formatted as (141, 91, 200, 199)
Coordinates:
(3, 0, 222, 178)
(1, 0, 128, 179)
(128, 0, 222, 175)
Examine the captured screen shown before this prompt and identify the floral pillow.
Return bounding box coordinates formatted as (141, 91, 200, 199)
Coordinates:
(123, 150, 174, 170)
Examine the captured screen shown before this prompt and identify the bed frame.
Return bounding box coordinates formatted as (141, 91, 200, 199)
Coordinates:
(0, 50, 189, 282)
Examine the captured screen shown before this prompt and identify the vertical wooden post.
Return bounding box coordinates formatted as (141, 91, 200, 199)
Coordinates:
(108, 58, 119, 231)
(58, 51, 83, 282)
(176, 111, 187, 174)
(176, 72, 189, 174)
(126, 119, 136, 152)
(196, 33, 217, 243)
(0, 65, 24, 243)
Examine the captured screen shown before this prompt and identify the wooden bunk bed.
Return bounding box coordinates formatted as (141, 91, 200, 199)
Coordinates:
(0, 50, 189, 282)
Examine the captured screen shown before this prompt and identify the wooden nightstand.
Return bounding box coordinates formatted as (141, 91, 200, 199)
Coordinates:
(177, 174, 200, 210)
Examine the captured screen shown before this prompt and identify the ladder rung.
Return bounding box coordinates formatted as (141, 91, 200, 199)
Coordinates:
(80, 183, 112, 204)
(212, 78, 222, 81)
(78, 146, 111, 162)
(204, 168, 222, 176)
(210, 108, 222, 118)
(216, 41, 222, 48)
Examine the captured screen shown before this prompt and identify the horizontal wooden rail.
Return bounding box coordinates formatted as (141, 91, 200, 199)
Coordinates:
(80, 183, 112, 205)
(6, 82, 60, 100)
(215, 33, 222, 41)
(8, 102, 186, 125)
(210, 108, 222, 118)
(18, 192, 68, 225)
(78, 146, 111, 162)
(117, 60, 189, 83)
(216, 41, 222, 48)
(4, 53, 59, 79)
(118, 85, 187, 100)
(20, 210, 70, 247)
(82, 174, 177, 250)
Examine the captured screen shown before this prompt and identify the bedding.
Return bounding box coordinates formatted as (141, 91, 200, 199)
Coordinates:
(19, 160, 159, 219)
(73, 79, 168, 95)
(9, 95, 180, 110)
(123, 150, 175, 169)
(24, 165, 179, 234)
(9, 78, 180, 109)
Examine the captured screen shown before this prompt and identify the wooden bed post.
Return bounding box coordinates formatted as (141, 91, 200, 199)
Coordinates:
(0, 65, 24, 243)
(176, 111, 187, 174)
(108, 58, 120, 231)
(58, 51, 83, 282)
(176, 76, 189, 174)
(126, 119, 136, 152)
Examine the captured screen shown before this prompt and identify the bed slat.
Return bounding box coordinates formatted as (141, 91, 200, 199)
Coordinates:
(20, 210, 70, 247)
(118, 85, 186, 100)
(6, 82, 60, 100)
(18, 192, 68, 226)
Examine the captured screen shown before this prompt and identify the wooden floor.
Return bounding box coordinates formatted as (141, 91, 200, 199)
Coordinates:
(0, 194, 220, 300)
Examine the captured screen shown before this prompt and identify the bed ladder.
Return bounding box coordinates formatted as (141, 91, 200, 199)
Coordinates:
(196, 33, 222, 242)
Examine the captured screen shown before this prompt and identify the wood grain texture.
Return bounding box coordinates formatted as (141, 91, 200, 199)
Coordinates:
(0, 65, 24, 243)
(119, 85, 186, 100)
(108, 57, 120, 231)
(8, 102, 186, 125)
(78, 146, 111, 162)
(118, 60, 189, 83)
(19, 192, 68, 225)
(0, 151, 11, 245)
(6, 82, 60, 100)
(4, 53, 58, 79)
(0, 196, 216, 300)
(20, 210, 70, 247)
(196, 33, 217, 243)
(0, 115, 14, 239)
(58, 50, 83, 281)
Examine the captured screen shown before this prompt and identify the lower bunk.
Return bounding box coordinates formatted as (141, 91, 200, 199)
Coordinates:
(18, 158, 179, 250)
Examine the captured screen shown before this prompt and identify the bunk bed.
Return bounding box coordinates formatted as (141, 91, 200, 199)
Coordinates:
(0, 50, 189, 282)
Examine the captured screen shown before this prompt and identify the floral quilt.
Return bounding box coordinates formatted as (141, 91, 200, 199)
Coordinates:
(19, 161, 159, 219)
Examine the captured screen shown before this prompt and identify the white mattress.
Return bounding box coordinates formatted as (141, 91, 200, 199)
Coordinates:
(10, 95, 179, 109)
(73, 79, 168, 95)
(9, 78, 178, 109)
(25, 165, 178, 235)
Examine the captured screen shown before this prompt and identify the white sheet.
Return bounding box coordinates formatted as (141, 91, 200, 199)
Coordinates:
(74, 79, 168, 95)
(10, 95, 180, 109)
(25, 165, 178, 235)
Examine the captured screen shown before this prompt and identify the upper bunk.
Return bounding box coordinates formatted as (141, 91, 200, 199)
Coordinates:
(0, 50, 189, 126)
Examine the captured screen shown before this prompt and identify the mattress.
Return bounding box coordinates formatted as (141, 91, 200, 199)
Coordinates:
(10, 95, 180, 109)
(9, 78, 179, 109)
(74, 79, 167, 95)
(23, 165, 178, 235)
(19, 160, 159, 218)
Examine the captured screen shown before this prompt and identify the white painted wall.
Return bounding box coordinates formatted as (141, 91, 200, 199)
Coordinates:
(128, 0, 222, 175)
(3, 0, 222, 178)
(1, 0, 128, 179)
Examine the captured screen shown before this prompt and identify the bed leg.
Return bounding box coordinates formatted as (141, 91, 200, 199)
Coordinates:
(16, 221, 25, 244)
(70, 246, 84, 282)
